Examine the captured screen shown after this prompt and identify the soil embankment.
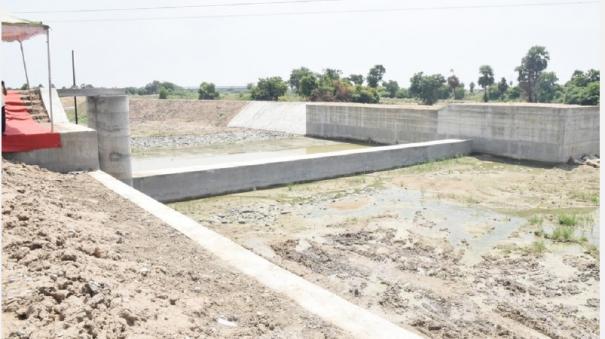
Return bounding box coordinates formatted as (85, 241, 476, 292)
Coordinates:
(2, 161, 347, 338)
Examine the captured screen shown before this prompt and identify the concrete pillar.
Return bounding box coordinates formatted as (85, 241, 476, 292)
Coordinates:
(87, 95, 132, 185)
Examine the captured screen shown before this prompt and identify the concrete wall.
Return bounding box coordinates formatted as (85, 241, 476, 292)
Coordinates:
(229, 101, 307, 134)
(133, 139, 471, 202)
(87, 96, 133, 185)
(5, 123, 100, 172)
(40, 87, 69, 124)
(438, 103, 600, 162)
(307, 102, 600, 163)
(307, 103, 440, 144)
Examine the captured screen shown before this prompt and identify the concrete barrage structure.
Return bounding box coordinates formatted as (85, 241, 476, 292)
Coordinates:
(307, 102, 599, 163)
(133, 139, 471, 202)
(87, 95, 133, 185)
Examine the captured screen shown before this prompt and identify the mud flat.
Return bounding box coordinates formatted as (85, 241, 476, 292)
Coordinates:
(172, 155, 600, 338)
(1, 161, 346, 338)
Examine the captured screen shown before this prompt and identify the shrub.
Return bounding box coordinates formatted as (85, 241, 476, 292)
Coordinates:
(198, 82, 219, 100)
(158, 88, 168, 99)
(558, 214, 578, 226)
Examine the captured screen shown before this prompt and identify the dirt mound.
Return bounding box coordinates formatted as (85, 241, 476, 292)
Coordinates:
(129, 98, 248, 138)
(1, 161, 346, 338)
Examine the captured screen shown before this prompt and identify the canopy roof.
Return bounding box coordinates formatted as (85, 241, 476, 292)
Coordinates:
(1, 9, 48, 42)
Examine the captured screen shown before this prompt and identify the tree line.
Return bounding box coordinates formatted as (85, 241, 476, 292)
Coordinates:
(126, 45, 599, 105)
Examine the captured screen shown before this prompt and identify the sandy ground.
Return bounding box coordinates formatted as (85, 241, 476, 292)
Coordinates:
(128, 98, 248, 138)
(172, 155, 600, 338)
(1, 161, 347, 338)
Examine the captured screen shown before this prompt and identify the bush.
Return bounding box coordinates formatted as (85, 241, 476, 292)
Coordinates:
(351, 86, 380, 103)
(250, 77, 288, 101)
(409, 72, 446, 105)
(551, 225, 574, 242)
(158, 88, 168, 99)
(562, 69, 599, 105)
(198, 82, 219, 100)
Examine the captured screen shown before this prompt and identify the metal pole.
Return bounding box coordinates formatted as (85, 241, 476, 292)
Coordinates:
(71, 50, 78, 124)
(19, 41, 30, 90)
(46, 29, 54, 132)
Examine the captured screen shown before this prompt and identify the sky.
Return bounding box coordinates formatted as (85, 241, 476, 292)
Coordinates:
(1, 0, 600, 89)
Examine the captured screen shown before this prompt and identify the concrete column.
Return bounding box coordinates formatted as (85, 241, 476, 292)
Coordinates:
(87, 95, 132, 185)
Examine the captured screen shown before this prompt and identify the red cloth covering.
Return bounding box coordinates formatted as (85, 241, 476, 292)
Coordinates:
(2, 90, 61, 153)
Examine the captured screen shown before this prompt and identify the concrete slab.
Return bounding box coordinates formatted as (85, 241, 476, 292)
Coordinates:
(90, 170, 421, 339)
(4, 122, 100, 172)
(132, 139, 471, 202)
(229, 101, 307, 134)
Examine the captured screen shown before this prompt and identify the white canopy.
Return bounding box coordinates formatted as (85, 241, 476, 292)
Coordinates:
(1, 9, 48, 42)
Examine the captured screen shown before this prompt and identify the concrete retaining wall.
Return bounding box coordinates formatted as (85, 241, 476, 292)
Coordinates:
(5, 123, 100, 172)
(307, 102, 599, 163)
(133, 139, 471, 202)
(307, 103, 440, 144)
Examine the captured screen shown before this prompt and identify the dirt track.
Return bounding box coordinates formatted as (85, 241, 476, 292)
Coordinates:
(2, 161, 346, 338)
(173, 155, 600, 338)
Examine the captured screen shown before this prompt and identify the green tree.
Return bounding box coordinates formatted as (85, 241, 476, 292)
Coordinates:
(158, 87, 168, 99)
(198, 82, 219, 100)
(516, 46, 550, 102)
(250, 77, 288, 101)
(367, 65, 386, 88)
(469, 82, 475, 93)
(383, 80, 399, 98)
(299, 74, 318, 97)
(453, 84, 465, 100)
(562, 69, 600, 105)
(289, 67, 314, 94)
(409, 72, 446, 105)
(447, 74, 460, 99)
(351, 86, 380, 103)
(396, 88, 409, 98)
(535, 72, 561, 102)
(497, 77, 509, 98)
(506, 86, 521, 100)
(348, 74, 364, 86)
(323, 68, 342, 81)
(478, 65, 495, 102)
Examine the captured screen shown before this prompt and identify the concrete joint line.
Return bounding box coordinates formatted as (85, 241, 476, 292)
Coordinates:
(89, 170, 421, 339)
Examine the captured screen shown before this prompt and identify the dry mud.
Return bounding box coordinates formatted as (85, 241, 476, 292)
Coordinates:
(173, 155, 600, 338)
(1, 161, 347, 338)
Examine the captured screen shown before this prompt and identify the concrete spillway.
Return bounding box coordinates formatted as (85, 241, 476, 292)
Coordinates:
(132, 139, 471, 202)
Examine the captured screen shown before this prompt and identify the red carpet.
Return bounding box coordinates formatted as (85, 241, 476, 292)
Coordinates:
(2, 90, 61, 153)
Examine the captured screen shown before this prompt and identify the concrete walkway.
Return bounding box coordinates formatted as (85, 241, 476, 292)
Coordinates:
(91, 170, 422, 339)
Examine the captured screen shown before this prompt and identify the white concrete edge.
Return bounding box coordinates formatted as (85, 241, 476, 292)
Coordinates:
(133, 139, 469, 177)
(40, 87, 69, 123)
(89, 170, 422, 339)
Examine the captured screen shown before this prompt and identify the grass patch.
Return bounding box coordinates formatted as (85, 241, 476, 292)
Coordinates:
(569, 191, 600, 205)
(525, 240, 547, 256)
(550, 225, 575, 242)
(558, 214, 578, 226)
(529, 215, 543, 226)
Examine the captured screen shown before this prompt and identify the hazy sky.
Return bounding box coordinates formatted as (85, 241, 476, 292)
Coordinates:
(1, 0, 600, 89)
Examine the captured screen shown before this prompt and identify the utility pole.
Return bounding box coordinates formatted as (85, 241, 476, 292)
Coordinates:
(72, 50, 78, 124)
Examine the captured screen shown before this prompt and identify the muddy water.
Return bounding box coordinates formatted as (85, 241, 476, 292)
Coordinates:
(171, 157, 600, 338)
(132, 136, 368, 174)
